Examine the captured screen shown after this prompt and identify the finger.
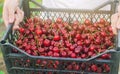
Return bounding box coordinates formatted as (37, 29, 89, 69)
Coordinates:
(13, 8, 23, 29)
(16, 7, 24, 22)
(116, 5, 120, 29)
(112, 27, 117, 35)
(116, 17, 120, 29)
(111, 13, 119, 34)
(13, 7, 24, 30)
(3, 6, 9, 27)
(118, 5, 120, 13)
(13, 14, 20, 30)
(111, 13, 119, 27)
(8, 8, 15, 23)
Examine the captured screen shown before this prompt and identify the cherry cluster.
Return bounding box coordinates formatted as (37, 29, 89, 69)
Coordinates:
(16, 17, 114, 59)
(15, 17, 114, 73)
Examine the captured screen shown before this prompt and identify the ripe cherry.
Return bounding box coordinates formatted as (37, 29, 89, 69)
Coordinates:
(53, 47, 59, 53)
(43, 39, 51, 47)
(75, 34, 81, 40)
(19, 28, 25, 33)
(35, 29, 42, 35)
(53, 35, 60, 41)
(91, 64, 98, 72)
(56, 18, 62, 23)
(70, 53, 76, 58)
(85, 19, 91, 25)
(99, 18, 105, 24)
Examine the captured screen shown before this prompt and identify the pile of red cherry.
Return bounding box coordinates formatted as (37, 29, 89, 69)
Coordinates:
(15, 17, 114, 73)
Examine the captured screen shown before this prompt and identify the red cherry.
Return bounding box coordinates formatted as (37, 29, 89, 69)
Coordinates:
(47, 51, 53, 56)
(25, 45, 31, 50)
(42, 28, 47, 34)
(36, 59, 41, 64)
(16, 39, 22, 45)
(38, 48, 45, 53)
(95, 38, 101, 44)
(70, 45, 75, 51)
(74, 65, 80, 70)
(85, 19, 91, 25)
(43, 39, 51, 47)
(99, 18, 105, 24)
(101, 54, 111, 59)
(68, 50, 73, 56)
(67, 65, 73, 70)
(35, 29, 42, 35)
(77, 41, 83, 46)
(85, 39, 90, 46)
(88, 51, 94, 57)
(19, 28, 25, 33)
(53, 35, 60, 41)
(56, 18, 62, 23)
(103, 64, 110, 72)
(53, 52, 60, 57)
(60, 50, 67, 57)
(26, 50, 31, 54)
(81, 63, 86, 70)
(33, 16, 40, 23)
(97, 67, 102, 73)
(27, 18, 33, 23)
(75, 34, 81, 40)
(73, 20, 79, 25)
(101, 31, 106, 37)
(74, 47, 81, 54)
(83, 47, 89, 53)
(91, 64, 98, 72)
(45, 19, 52, 25)
(81, 54, 87, 58)
(70, 53, 76, 58)
(53, 47, 59, 53)
(26, 59, 30, 63)
(89, 45, 96, 51)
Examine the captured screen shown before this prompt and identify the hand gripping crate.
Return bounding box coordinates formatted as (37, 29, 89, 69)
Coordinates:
(0, 0, 120, 74)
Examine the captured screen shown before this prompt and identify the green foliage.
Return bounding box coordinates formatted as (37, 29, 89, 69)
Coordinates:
(30, 0, 42, 8)
(0, 3, 3, 15)
(0, 71, 4, 74)
(0, 0, 4, 24)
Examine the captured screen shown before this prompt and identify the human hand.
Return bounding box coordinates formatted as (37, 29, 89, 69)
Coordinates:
(111, 5, 120, 35)
(3, 0, 24, 30)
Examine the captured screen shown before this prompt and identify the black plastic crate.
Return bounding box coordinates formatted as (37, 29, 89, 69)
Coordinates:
(0, 0, 120, 74)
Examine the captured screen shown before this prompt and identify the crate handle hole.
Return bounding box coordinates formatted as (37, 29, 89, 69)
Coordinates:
(0, 40, 6, 44)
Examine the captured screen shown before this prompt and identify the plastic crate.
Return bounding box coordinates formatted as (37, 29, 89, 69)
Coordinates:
(0, 0, 120, 74)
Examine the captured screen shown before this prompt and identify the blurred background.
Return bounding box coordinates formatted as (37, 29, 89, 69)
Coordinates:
(0, 0, 6, 73)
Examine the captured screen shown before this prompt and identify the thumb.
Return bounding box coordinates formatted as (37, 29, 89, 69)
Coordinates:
(13, 14, 20, 30)
(8, 9, 15, 23)
(116, 18, 120, 29)
(118, 5, 120, 13)
(112, 27, 117, 35)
